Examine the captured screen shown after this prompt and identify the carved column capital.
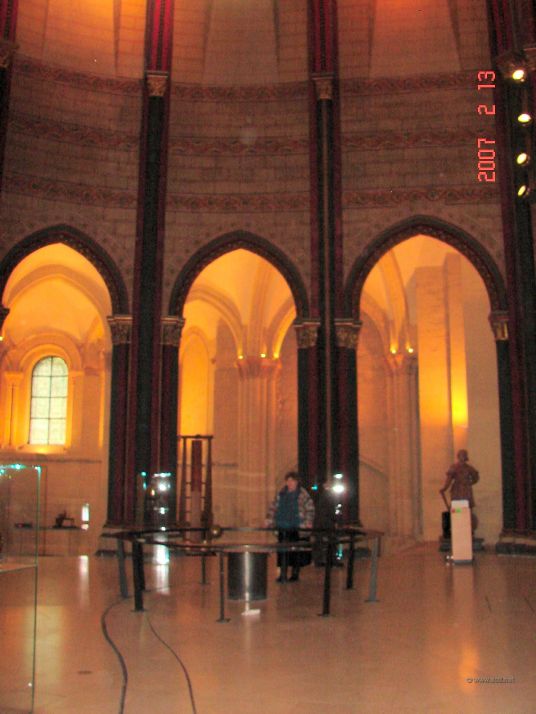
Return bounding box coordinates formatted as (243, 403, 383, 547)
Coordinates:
(495, 50, 525, 79)
(0, 305, 9, 332)
(523, 45, 536, 73)
(0, 40, 18, 69)
(335, 320, 362, 350)
(312, 72, 334, 101)
(107, 315, 133, 345)
(161, 316, 185, 347)
(294, 319, 321, 349)
(489, 310, 509, 341)
(146, 70, 169, 97)
(236, 356, 280, 379)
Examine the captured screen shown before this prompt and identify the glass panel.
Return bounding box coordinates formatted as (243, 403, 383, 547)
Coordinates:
(51, 358, 68, 376)
(33, 357, 52, 377)
(31, 376, 51, 397)
(31, 398, 49, 418)
(50, 376, 68, 397)
(49, 397, 67, 418)
(48, 420, 66, 444)
(29, 420, 48, 444)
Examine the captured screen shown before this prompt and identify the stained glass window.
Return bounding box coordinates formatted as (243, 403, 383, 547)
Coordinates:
(29, 357, 68, 445)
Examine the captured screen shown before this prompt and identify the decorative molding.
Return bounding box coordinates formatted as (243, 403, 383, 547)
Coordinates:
(13, 56, 140, 95)
(107, 315, 132, 345)
(343, 186, 499, 208)
(489, 310, 509, 341)
(343, 128, 492, 151)
(10, 113, 138, 150)
(146, 71, 168, 97)
(172, 81, 307, 102)
(341, 71, 478, 97)
(334, 320, 362, 349)
(0, 305, 10, 332)
(170, 136, 309, 156)
(312, 73, 334, 101)
(0, 40, 18, 69)
(167, 192, 310, 213)
(161, 316, 185, 347)
(294, 320, 320, 349)
(236, 356, 280, 379)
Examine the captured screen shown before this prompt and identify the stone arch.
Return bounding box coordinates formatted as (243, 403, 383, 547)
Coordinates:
(0, 225, 129, 314)
(168, 230, 310, 318)
(345, 216, 507, 316)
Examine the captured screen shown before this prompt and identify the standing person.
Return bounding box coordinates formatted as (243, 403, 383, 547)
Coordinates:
(266, 471, 315, 582)
(440, 449, 480, 531)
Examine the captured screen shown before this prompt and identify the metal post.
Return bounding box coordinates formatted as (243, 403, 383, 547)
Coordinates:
(346, 533, 355, 590)
(117, 539, 128, 598)
(321, 536, 333, 616)
(132, 539, 145, 611)
(201, 552, 207, 585)
(217, 551, 230, 622)
(365, 536, 379, 603)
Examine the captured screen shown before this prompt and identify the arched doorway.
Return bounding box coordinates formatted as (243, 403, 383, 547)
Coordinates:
(0, 241, 115, 552)
(347, 220, 508, 547)
(178, 248, 298, 525)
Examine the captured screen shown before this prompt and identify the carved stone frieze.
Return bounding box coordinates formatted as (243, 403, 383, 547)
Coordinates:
(146, 71, 169, 97)
(107, 315, 132, 345)
(161, 316, 185, 347)
(294, 320, 321, 349)
(335, 320, 362, 350)
(312, 73, 334, 101)
(489, 310, 509, 341)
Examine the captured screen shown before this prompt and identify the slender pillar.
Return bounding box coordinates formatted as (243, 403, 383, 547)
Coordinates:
(126, 0, 174, 523)
(0, 1, 19, 191)
(294, 319, 321, 489)
(159, 315, 184, 523)
(307, 1, 347, 496)
(106, 316, 132, 525)
(488, 2, 536, 531)
(334, 320, 361, 523)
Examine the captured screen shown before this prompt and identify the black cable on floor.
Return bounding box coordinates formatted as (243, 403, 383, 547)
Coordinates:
(145, 608, 198, 714)
(101, 598, 130, 714)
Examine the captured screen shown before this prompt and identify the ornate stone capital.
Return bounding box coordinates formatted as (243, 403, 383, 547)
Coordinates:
(0, 40, 18, 69)
(294, 319, 320, 349)
(107, 315, 132, 345)
(523, 45, 536, 73)
(335, 320, 362, 350)
(161, 316, 185, 347)
(146, 71, 169, 97)
(489, 310, 509, 341)
(236, 356, 280, 379)
(0, 305, 9, 332)
(495, 50, 525, 79)
(312, 72, 334, 101)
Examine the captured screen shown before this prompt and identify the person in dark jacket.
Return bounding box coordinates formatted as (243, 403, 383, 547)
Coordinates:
(266, 471, 315, 582)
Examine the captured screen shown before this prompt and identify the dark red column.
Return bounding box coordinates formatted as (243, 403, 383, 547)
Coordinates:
(125, 0, 175, 523)
(487, 0, 536, 532)
(0, 1, 19, 191)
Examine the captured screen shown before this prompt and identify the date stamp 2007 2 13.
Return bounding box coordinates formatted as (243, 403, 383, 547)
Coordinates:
(476, 70, 496, 184)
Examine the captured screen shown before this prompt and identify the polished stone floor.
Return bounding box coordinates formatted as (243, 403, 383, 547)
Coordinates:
(1, 543, 535, 713)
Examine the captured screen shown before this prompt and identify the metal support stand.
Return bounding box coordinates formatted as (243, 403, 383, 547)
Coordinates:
(365, 536, 379, 603)
(132, 539, 145, 611)
(217, 551, 230, 622)
(116, 539, 128, 598)
(201, 553, 207, 584)
(346, 534, 355, 590)
(320, 538, 333, 616)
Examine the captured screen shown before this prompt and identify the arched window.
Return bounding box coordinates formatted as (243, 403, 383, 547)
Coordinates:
(29, 357, 68, 445)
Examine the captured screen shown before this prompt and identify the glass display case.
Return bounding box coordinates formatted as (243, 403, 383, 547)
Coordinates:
(0, 463, 41, 713)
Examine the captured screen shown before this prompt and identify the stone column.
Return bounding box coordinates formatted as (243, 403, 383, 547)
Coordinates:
(294, 319, 320, 489)
(126, 0, 174, 523)
(159, 316, 184, 523)
(236, 356, 280, 525)
(0, 21, 19, 190)
(335, 320, 362, 522)
(106, 315, 132, 525)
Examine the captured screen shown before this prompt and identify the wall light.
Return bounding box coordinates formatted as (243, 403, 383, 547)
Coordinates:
(512, 68, 526, 82)
(516, 151, 530, 166)
(518, 112, 532, 125)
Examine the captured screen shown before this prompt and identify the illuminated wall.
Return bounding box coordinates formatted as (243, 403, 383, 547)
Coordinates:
(359, 236, 501, 545)
(179, 249, 297, 526)
(0, 244, 112, 553)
